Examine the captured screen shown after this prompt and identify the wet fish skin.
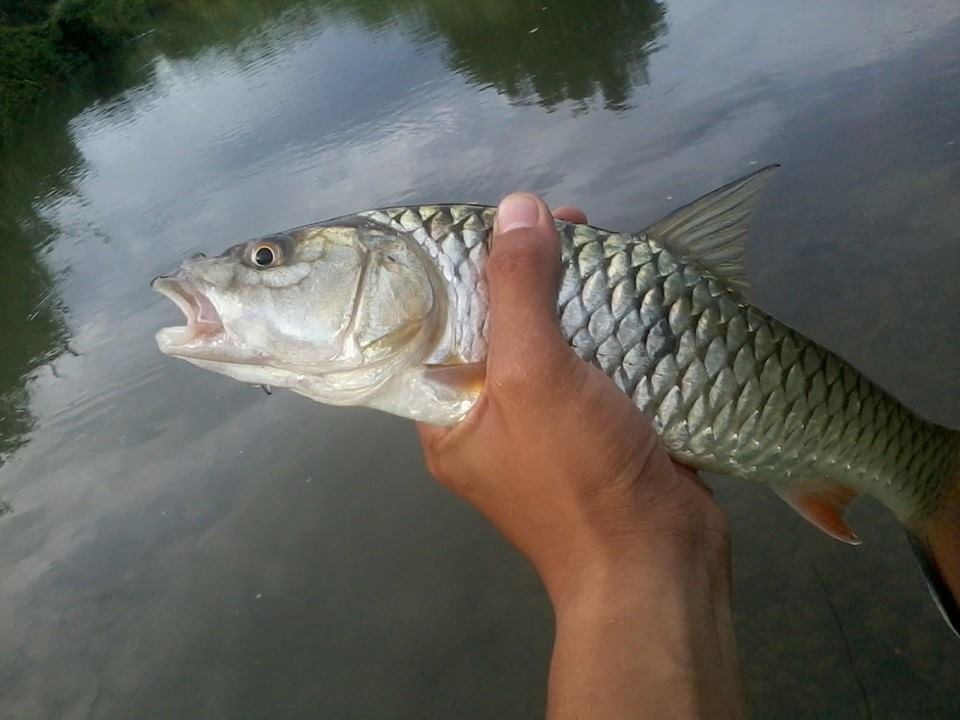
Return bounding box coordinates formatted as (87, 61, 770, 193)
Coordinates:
(154, 168, 960, 635)
(361, 201, 958, 523)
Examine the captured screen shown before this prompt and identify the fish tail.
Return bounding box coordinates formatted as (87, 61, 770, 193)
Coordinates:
(907, 448, 960, 637)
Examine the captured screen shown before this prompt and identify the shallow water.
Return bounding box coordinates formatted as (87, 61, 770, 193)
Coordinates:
(1, 1, 959, 717)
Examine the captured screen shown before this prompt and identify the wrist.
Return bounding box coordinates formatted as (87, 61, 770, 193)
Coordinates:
(546, 531, 744, 720)
(540, 495, 732, 613)
(547, 533, 723, 621)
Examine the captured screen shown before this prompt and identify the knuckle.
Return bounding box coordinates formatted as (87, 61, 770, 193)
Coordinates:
(416, 404, 487, 487)
(422, 448, 443, 480)
(424, 451, 459, 491)
(421, 438, 477, 499)
(417, 431, 448, 479)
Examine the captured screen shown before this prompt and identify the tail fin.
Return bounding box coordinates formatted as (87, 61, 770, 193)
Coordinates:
(907, 464, 960, 637)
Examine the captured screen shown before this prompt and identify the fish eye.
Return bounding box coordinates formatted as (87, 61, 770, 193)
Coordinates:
(251, 242, 280, 268)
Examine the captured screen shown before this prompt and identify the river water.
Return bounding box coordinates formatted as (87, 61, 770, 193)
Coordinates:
(1, 1, 959, 717)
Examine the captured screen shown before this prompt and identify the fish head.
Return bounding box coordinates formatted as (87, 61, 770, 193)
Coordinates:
(152, 217, 444, 400)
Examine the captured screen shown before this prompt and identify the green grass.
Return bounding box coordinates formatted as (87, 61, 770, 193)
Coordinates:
(0, 0, 159, 146)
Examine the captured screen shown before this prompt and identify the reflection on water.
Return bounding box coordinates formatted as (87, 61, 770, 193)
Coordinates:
(0, 143, 72, 467)
(328, 0, 666, 110)
(1, 0, 959, 718)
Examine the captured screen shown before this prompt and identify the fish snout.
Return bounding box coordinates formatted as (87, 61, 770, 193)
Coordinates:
(153, 272, 224, 350)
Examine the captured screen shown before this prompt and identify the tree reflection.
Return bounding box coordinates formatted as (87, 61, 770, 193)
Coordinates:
(154, 0, 667, 111)
(328, 0, 666, 111)
(0, 220, 69, 467)
(0, 95, 74, 468)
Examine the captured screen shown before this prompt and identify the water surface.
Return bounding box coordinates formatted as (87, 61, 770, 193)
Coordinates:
(1, 1, 959, 717)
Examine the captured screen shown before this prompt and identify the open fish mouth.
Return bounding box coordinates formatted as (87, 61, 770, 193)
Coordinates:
(152, 273, 223, 351)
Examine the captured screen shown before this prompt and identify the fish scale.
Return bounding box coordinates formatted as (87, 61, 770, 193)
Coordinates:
(366, 201, 958, 525)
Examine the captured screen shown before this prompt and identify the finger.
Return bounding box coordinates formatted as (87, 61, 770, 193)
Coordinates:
(415, 421, 478, 501)
(552, 206, 587, 225)
(674, 462, 716, 498)
(415, 422, 450, 482)
(415, 421, 443, 447)
(486, 193, 568, 371)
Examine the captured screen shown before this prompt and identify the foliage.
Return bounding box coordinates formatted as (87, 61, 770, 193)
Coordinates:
(0, 25, 72, 141)
(0, 1, 58, 26)
(50, 0, 153, 54)
(0, 0, 158, 146)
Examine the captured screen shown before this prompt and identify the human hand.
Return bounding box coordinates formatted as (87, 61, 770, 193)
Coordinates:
(416, 192, 744, 719)
(416, 192, 729, 604)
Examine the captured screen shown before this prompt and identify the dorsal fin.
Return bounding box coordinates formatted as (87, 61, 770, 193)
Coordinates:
(642, 165, 779, 298)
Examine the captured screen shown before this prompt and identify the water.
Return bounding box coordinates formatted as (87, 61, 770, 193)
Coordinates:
(1, 1, 959, 717)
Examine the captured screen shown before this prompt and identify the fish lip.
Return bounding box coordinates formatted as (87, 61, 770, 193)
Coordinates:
(152, 273, 223, 351)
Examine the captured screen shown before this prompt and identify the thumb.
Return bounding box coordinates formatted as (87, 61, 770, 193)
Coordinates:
(485, 193, 569, 375)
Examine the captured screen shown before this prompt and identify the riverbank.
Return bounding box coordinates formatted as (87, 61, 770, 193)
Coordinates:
(0, 0, 159, 146)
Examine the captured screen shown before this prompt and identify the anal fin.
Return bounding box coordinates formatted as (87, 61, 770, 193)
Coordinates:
(776, 482, 863, 545)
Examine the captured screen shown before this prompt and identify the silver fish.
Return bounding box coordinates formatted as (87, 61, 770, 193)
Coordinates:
(153, 167, 960, 635)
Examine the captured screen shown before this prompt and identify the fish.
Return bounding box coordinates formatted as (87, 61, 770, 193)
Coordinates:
(153, 166, 960, 635)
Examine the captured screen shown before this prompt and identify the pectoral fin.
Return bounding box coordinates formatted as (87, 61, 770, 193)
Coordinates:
(423, 362, 486, 394)
(775, 482, 863, 545)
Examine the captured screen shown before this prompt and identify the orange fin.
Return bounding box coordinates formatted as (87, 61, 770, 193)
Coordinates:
(775, 483, 862, 545)
(423, 362, 486, 394)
